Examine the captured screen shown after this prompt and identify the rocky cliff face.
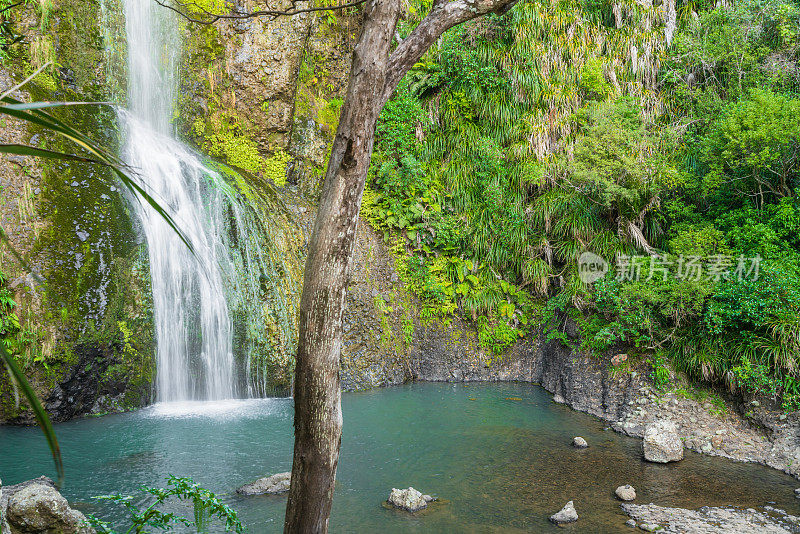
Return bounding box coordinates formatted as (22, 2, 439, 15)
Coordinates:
(0, 1, 155, 423)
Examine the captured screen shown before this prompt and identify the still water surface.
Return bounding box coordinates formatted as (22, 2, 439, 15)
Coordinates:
(2, 382, 798, 532)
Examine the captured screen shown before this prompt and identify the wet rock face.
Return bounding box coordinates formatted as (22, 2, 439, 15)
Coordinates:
(3, 478, 94, 534)
(236, 472, 291, 495)
(643, 420, 684, 463)
(0, 3, 156, 426)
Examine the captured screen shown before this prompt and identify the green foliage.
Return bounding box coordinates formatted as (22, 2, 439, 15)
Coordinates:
(701, 89, 800, 202)
(648, 352, 671, 390)
(263, 149, 292, 187)
(579, 57, 612, 101)
(194, 117, 263, 174)
(0, 270, 22, 350)
(89, 476, 244, 534)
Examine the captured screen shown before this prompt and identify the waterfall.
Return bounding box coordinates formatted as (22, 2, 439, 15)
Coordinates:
(99, 0, 301, 402)
(120, 0, 235, 401)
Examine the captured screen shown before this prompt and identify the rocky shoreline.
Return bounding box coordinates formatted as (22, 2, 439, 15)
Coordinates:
(622, 503, 800, 533)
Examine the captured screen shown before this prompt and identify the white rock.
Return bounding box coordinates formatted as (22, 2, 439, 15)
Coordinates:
(643, 420, 684, 463)
(550, 501, 578, 523)
(572, 436, 588, 448)
(615, 485, 637, 501)
(236, 472, 291, 495)
(388, 487, 429, 512)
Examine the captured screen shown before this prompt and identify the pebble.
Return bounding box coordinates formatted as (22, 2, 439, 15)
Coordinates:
(625, 519, 637, 528)
(779, 414, 787, 421)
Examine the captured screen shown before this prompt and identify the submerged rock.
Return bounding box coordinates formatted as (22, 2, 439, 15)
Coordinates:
(615, 484, 636, 501)
(572, 436, 588, 448)
(4, 479, 94, 534)
(387, 487, 433, 512)
(236, 472, 291, 495)
(643, 420, 683, 463)
(549, 501, 578, 524)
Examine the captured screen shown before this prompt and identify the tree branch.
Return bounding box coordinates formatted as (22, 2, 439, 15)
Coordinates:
(154, 0, 368, 24)
(381, 0, 518, 102)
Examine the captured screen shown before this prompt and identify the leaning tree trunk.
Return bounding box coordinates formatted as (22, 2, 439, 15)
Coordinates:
(284, 0, 518, 531)
(283, 0, 401, 532)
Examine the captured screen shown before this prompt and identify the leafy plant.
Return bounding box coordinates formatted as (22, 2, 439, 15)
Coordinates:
(89, 476, 244, 534)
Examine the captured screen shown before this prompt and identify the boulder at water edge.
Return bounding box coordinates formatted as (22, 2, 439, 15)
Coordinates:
(5, 480, 94, 534)
(572, 436, 588, 448)
(236, 472, 291, 495)
(615, 485, 636, 501)
(387, 487, 435, 512)
(643, 420, 683, 463)
(549, 501, 578, 524)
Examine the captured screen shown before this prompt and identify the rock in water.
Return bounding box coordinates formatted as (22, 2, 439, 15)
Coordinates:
(236, 472, 291, 495)
(615, 485, 637, 501)
(643, 420, 683, 463)
(795, 488, 800, 499)
(6, 482, 94, 534)
(572, 436, 588, 448)
(550, 501, 578, 524)
(388, 487, 431, 512)
(638, 523, 661, 532)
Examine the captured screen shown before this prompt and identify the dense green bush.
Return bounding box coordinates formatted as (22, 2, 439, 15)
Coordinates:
(367, 0, 800, 407)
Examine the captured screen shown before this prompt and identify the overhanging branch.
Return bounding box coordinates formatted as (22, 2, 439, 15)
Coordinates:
(381, 0, 519, 102)
(154, 0, 368, 24)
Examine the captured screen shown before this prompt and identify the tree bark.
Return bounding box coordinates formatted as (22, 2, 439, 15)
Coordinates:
(284, 0, 518, 531)
(283, 0, 401, 531)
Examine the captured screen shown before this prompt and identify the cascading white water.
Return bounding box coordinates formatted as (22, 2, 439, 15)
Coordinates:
(121, 0, 236, 401)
